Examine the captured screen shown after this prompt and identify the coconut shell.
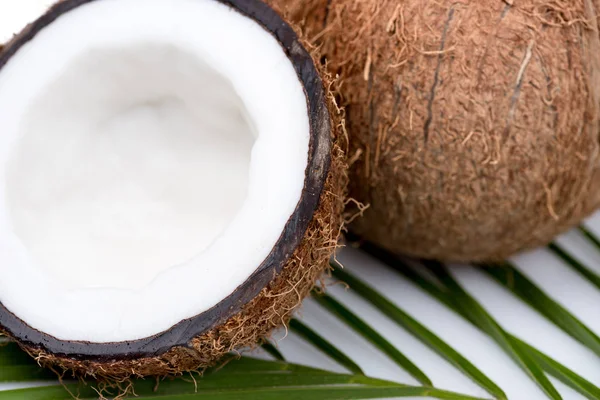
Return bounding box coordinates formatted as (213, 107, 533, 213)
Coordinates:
(0, 0, 348, 381)
(269, 0, 600, 262)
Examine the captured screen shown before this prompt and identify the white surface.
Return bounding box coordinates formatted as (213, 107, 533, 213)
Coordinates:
(1, 1, 600, 400)
(0, 0, 310, 342)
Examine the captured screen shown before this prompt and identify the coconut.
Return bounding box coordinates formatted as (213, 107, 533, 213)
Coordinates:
(0, 0, 346, 379)
(268, 0, 600, 262)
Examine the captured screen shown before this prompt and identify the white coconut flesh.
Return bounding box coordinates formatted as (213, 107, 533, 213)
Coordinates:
(0, 0, 310, 342)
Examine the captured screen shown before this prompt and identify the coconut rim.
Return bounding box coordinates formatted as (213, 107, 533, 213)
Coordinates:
(0, 0, 331, 362)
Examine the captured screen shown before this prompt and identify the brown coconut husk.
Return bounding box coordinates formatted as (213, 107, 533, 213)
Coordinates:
(0, 2, 348, 383)
(265, 0, 330, 40)
(269, 0, 600, 262)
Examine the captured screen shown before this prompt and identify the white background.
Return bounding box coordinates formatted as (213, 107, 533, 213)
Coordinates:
(1, 1, 600, 399)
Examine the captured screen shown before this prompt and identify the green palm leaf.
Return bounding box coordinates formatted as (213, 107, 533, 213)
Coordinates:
(331, 261, 506, 399)
(0, 357, 487, 400)
(289, 318, 363, 375)
(355, 241, 600, 398)
(514, 337, 600, 400)
(480, 262, 600, 356)
(422, 262, 561, 400)
(358, 243, 600, 400)
(579, 226, 600, 249)
(0, 385, 490, 400)
(312, 290, 433, 386)
(261, 342, 285, 361)
(548, 242, 600, 290)
(0, 343, 56, 382)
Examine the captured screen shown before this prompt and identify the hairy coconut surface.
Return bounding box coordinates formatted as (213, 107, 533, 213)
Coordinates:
(0, 0, 347, 380)
(269, 0, 600, 262)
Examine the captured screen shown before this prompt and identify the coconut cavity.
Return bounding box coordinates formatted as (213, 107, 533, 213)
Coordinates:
(270, 0, 600, 262)
(0, 0, 345, 370)
(7, 43, 255, 291)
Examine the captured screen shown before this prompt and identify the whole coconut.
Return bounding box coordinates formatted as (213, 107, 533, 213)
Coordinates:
(269, 0, 600, 262)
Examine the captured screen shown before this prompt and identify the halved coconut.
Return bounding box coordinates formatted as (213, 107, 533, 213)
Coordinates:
(0, 0, 346, 378)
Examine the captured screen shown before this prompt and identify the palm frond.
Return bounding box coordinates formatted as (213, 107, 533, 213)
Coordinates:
(355, 242, 600, 400)
(421, 262, 561, 400)
(548, 242, 600, 290)
(289, 318, 363, 375)
(331, 261, 506, 400)
(480, 262, 600, 356)
(260, 342, 285, 361)
(312, 290, 433, 386)
(579, 226, 600, 249)
(0, 343, 56, 382)
(0, 357, 488, 400)
(514, 337, 600, 400)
